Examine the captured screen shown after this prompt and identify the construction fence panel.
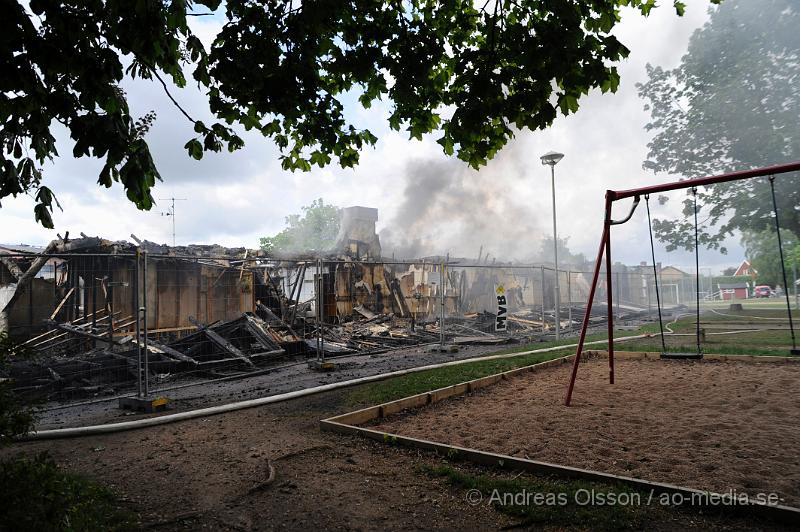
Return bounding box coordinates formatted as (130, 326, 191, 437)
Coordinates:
(1, 253, 295, 402)
(2, 252, 699, 404)
(3, 253, 140, 401)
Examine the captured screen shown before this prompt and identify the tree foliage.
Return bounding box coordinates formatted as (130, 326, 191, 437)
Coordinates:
(0, 454, 134, 531)
(3, 0, 699, 227)
(538, 236, 587, 267)
(742, 229, 799, 289)
(260, 198, 340, 255)
(637, 0, 800, 253)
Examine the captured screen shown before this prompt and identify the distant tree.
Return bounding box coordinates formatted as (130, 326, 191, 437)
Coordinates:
(2, 0, 708, 227)
(742, 230, 800, 288)
(260, 199, 340, 255)
(538, 236, 587, 268)
(722, 267, 737, 277)
(637, 0, 800, 253)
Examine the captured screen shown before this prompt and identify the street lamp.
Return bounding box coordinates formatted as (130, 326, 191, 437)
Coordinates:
(541, 151, 564, 339)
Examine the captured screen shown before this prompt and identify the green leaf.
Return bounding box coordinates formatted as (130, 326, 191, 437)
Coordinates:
(98, 164, 112, 187)
(184, 139, 203, 160)
(558, 94, 580, 115)
(1, 0, 725, 228)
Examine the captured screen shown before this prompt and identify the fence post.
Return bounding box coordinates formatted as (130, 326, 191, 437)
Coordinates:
(143, 251, 149, 396)
(540, 265, 546, 334)
(567, 270, 572, 331)
(107, 262, 114, 341)
(320, 259, 325, 362)
(91, 258, 98, 348)
(315, 258, 323, 363)
(134, 250, 142, 398)
(440, 261, 446, 350)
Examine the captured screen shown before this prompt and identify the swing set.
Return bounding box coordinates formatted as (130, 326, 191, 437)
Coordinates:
(564, 161, 800, 406)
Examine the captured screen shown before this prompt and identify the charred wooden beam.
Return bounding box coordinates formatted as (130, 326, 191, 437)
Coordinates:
(29, 310, 118, 349)
(138, 340, 199, 365)
(45, 320, 123, 345)
(189, 316, 255, 368)
(50, 287, 75, 320)
(242, 313, 283, 352)
(0, 255, 25, 280)
(203, 328, 254, 367)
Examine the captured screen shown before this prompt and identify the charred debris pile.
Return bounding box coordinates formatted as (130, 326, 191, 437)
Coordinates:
(0, 209, 613, 400)
(0, 237, 564, 398)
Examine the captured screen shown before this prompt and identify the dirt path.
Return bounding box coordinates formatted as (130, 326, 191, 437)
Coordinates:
(9, 390, 517, 531)
(374, 358, 800, 507)
(4, 379, 794, 530)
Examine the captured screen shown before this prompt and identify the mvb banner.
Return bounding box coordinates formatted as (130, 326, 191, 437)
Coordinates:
(495, 284, 508, 331)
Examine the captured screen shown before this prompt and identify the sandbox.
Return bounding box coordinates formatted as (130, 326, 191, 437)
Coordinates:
(322, 352, 800, 518)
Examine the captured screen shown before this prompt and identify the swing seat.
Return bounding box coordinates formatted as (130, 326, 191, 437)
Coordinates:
(660, 351, 703, 360)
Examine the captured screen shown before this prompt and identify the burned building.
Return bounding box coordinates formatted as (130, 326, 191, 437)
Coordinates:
(0, 209, 614, 400)
(1, 237, 256, 340)
(334, 206, 381, 260)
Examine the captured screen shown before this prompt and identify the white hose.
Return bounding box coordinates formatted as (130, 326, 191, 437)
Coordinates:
(23, 334, 647, 440)
(709, 308, 789, 321)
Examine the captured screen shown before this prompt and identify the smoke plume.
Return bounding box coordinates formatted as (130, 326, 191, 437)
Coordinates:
(380, 148, 548, 262)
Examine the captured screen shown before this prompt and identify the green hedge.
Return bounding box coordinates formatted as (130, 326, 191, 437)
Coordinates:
(0, 453, 134, 531)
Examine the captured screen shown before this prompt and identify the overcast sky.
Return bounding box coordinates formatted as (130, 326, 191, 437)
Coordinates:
(0, 3, 744, 273)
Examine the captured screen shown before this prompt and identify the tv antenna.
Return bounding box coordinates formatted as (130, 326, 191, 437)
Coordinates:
(160, 197, 187, 247)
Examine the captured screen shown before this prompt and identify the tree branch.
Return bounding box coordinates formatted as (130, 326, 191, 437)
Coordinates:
(151, 68, 197, 124)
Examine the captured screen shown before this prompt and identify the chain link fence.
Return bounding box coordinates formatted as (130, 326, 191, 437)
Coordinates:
(2, 251, 709, 402)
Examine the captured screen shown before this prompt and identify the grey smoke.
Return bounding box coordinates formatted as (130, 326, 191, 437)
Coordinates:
(380, 152, 547, 261)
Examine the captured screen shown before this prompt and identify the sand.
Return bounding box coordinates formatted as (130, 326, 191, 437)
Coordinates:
(374, 358, 800, 506)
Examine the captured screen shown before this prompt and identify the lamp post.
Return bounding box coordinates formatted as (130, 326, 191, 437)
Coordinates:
(541, 150, 564, 340)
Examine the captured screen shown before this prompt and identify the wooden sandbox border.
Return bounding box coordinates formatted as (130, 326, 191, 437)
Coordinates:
(320, 351, 800, 523)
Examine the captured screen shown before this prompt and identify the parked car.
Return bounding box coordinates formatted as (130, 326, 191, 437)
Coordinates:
(754, 285, 772, 298)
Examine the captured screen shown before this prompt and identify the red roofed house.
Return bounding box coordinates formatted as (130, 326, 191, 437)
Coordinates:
(734, 260, 758, 280)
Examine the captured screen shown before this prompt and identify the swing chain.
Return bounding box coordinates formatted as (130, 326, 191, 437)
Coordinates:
(644, 193, 667, 353)
(692, 186, 701, 355)
(767, 174, 798, 353)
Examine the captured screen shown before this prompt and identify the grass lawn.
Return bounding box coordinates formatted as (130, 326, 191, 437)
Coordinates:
(488, 329, 646, 356)
(417, 461, 782, 531)
(419, 463, 650, 530)
(348, 305, 798, 406)
(627, 304, 798, 355)
(700, 298, 799, 310)
(346, 348, 577, 406)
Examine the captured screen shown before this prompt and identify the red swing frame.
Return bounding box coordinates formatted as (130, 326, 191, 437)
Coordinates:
(564, 160, 800, 406)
